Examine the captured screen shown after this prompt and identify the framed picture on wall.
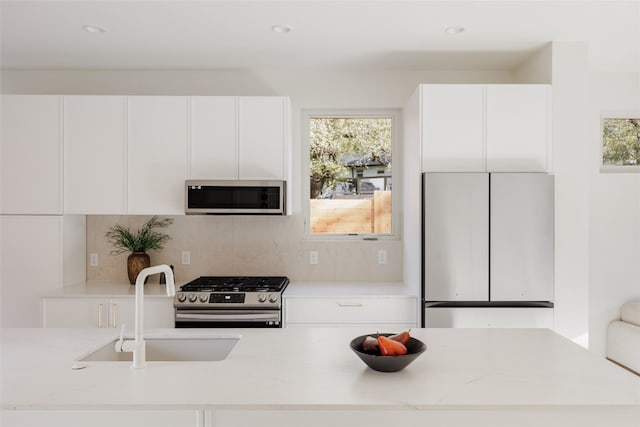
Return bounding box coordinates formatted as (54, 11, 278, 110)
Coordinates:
(601, 113, 640, 171)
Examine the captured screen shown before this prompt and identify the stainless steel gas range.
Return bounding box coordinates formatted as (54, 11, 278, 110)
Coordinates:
(173, 276, 289, 328)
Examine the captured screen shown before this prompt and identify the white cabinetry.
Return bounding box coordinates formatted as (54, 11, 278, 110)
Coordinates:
(284, 296, 417, 329)
(64, 96, 126, 213)
(1, 215, 86, 327)
(42, 297, 174, 329)
(1, 95, 62, 214)
(238, 97, 288, 180)
(2, 216, 62, 327)
(128, 96, 189, 214)
(421, 85, 485, 172)
(190, 96, 290, 181)
(418, 84, 551, 173)
(190, 96, 238, 179)
(485, 85, 550, 172)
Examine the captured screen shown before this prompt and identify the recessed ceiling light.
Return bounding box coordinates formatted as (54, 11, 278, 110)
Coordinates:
(82, 25, 106, 34)
(444, 26, 465, 35)
(271, 24, 292, 34)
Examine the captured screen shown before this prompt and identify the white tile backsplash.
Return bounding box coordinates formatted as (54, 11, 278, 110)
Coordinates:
(86, 214, 403, 282)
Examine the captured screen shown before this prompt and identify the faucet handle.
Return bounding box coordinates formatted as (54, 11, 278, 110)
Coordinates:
(114, 323, 126, 352)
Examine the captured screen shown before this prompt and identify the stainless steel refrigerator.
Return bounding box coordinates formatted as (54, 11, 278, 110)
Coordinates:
(422, 172, 554, 328)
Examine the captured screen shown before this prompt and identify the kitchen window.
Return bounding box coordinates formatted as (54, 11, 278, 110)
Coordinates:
(302, 110, 399, 238)
(601, 112, 640, 172)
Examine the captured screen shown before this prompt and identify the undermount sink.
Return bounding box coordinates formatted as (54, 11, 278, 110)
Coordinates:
(79, 334, 241, 363)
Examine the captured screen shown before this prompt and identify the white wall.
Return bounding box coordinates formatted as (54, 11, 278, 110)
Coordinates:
(551, 42, 591, 347)
(588, 71, 640, 356)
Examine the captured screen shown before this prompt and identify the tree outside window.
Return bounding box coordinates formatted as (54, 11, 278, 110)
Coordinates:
(309, 116, 393, 235)
(602, 117, 640, 167)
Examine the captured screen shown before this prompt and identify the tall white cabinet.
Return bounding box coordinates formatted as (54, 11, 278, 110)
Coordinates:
(64, 96, 126, 214)
(127, 96, 190, 214)
(0, 215, 85, 327)
(1, 95, 62, 214)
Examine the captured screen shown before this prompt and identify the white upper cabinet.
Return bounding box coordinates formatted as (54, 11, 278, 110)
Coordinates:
(64, 96, 126, 214)
(191, 96, 290, 181)
(190, 96, 238, 179)
(419, 84, 551, 173)
(421, 85, 485, 172)
(485, 85, 550, 172)
(238, 97, 288, 180)
(1, 95, 62, 214)
(127, 96, 189, 214)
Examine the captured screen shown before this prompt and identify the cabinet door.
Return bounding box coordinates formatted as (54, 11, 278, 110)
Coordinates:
(284, 297, 417, 326)
(1, 216, 64, 327)
(1, 95, 62, 214)
(490, 173, 554, 301)
(486, 85, 550, 172)
(42, 298, 106, 328)
(190, 96, 238, 179)
(64, 96, 126, 214)
(238, 97, 286, 180)
(423, 173, 489, 301)
(421, 85, 485, 172)
(109, 297, 174, 329)
(128, 96, 189, 214)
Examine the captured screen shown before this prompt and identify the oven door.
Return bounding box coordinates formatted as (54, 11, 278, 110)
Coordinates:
(175, 309, 282, 328)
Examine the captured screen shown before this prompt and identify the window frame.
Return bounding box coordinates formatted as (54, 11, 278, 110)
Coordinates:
(301, 108, 401, 240)
(599, 111, 640, 173)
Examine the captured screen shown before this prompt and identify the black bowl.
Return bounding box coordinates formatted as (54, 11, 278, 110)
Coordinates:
(350, 333, 426, 372)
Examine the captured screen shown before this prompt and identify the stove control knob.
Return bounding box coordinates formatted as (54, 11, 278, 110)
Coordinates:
(268, 294, 278, 303)
(177, 293, 187, 303)
(258, 294, 267, 303)
(188, 293, 198, 303)
(199, 294, 208, 303)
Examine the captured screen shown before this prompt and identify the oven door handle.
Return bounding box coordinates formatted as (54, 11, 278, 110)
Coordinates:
(175, 312, 280, 321)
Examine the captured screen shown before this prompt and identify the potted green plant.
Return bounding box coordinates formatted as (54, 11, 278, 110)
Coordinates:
(106, 216, 174, 284)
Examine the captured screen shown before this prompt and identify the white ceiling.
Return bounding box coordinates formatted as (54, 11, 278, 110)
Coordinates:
(1, 0, 639, 72)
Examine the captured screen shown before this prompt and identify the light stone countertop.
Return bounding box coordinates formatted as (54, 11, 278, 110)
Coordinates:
(1, 327, 639, 415)
(41, 281, 187, 298)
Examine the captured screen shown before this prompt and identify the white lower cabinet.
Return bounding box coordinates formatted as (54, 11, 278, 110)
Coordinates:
(284, 296, 417, 329)
(424, 307, 554, 328)
(42, 297, 174, 329)
(1, 410, 202, 427)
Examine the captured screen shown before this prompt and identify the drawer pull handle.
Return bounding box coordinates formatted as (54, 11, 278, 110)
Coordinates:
(337, 302, 363, 307)
(98, 304, 103, 328)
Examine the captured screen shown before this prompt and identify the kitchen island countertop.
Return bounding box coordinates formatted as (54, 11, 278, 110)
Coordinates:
(2, 327, 639, 425)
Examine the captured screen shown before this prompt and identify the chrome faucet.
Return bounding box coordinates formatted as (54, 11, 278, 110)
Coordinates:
(115, 264, 176, 369)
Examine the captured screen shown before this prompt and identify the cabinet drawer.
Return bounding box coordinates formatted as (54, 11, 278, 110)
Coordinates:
(425, 307, 553, 328)
(285, 297, 416, 325)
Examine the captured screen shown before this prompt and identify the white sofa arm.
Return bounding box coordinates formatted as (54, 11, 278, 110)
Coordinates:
(607, 320, 640, 375)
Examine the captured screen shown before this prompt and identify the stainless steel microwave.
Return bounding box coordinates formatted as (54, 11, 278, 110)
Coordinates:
(185, 180, 286, 215)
